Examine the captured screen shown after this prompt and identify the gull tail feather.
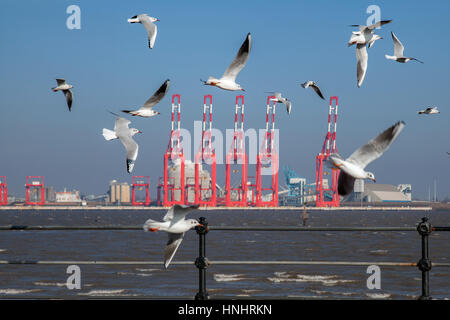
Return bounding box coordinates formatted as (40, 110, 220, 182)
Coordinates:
(102, 128, 117, 141)
(143, 219, 158, 231)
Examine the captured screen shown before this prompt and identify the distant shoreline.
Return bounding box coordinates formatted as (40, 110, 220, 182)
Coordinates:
(0, 205, 433, 211)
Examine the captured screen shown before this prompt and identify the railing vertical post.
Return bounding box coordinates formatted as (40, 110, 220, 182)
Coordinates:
(195, 217, 209, 300)
(417, 217, 432, 300)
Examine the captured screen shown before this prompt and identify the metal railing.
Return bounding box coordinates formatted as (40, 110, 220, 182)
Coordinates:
(0, 216, 449, 300)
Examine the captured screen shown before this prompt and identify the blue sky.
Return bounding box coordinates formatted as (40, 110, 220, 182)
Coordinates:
(0, 0, 449, 200)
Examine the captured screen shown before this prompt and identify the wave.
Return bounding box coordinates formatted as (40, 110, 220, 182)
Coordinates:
(135, 268, 159, 272)
(78, 289, 139, 297)
(0, 289, 41, 295)
(366, 293, 391, 299)
(369, 249, 389, 255)
(117, 271, 152, 277)
(33, 282, 66, 287)
(214, 274, 248, 282)
(33, 282, 94, 287)
(268, 272, 356, 286)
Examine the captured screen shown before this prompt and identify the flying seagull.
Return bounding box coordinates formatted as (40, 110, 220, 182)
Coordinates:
(301, 81, 325, 100)
(143, 204, 201, 268)
(201, 33, 251, 91)
(122, 79, 169, 117)
(418, 107, 439, 114)
(128, 14, 160, 49)
(52, 79, 73, 111)
(102, 112, 142, 173)
(348, 20, 392, 49)
(355, 43, 368, 87)
(329, 121, 405, 196)
(267, 92, 292, 114)
(385, 32, 423, 64)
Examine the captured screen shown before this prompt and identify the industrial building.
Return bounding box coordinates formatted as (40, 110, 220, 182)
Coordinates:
(108, 180, 131, 204)
(164, 159, 212, 204)
(55, 189, 81, 203)
(45, 186, 56, 202)
(347, 180, 411, 203)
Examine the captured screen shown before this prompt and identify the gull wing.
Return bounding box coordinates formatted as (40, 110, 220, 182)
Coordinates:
(140, 15, 157, 49)
(163, 204, 200, 227)
(63, 89, 73, 111)
(164, 233, 184, 268)
(266, 92, 282, 100)
(356, 44, 368, 88)
(285, 100, 292, 115)
(119, 135, 138, 173)
(367, 20, 392, 30)
(141, 79, 170, 109)
(222, 33, 251, 81)
(56, 78, 66, 86)
(338, 171, 356, 196)
(114, 115, 131, 133)
(311, 84, 325, 100)
(347, 121, 405, 169)
(391, 32, 404, 57)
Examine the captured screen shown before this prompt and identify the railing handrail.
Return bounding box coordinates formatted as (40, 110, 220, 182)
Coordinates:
(0, 225, 425, 231)
(1, 260, 449, 267)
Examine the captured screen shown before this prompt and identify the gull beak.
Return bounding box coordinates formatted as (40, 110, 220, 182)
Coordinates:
(372, 178, 376, 183)
(156, 19, 160, 21)
(138, 131, 143, 134)
(241, 88, 245, 91)
(197, 224, 204, 228)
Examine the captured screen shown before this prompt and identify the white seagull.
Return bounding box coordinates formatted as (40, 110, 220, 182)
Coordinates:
(201, 33, 251, 91)
(301, 81, 325, 100)
(121, 79, 170, 117)
(385, 32, 423, 64)
(329, 121, 405, 196)
(102, 112, 142, 173)
(128, 14, 160, 49)
(418, 107, 439, 115)
(356, 43, 368, 87)
(267, 92, 292, 114)
(143, 204, 201, 268)
(52, 79, 73, 111)
(348, 20, 391, 49)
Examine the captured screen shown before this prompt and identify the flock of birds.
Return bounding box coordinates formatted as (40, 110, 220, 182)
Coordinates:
(49, 13, 442, 267)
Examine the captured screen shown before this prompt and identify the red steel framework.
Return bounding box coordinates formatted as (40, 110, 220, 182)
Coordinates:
(316, 96, 340, 207)
(162, 94, 185, 207)
(255, 96, 279, 207)
(132, 176, 150, 206)
(0, 177, 7, 205)
(25, 176, 45, 205)
(225, 95, 248, 207)
(194, 95, 217, 206)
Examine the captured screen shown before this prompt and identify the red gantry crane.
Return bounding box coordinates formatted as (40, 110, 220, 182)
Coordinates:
(132, 176, 150, 206)
(255, 96, 279, 207)
(225, 95, 248, 207)
(194, 95, 217, 206)
(0, 176, 7, 205)
(315, 96, 340, 207)
(160, 94, 186, 207)
(25, 176, 45, 205)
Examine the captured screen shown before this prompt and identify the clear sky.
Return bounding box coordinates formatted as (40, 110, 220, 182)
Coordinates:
(0, 0, 449, 200)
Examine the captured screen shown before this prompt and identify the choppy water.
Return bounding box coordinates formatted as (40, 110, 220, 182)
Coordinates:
(0, 209, 449, 299)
